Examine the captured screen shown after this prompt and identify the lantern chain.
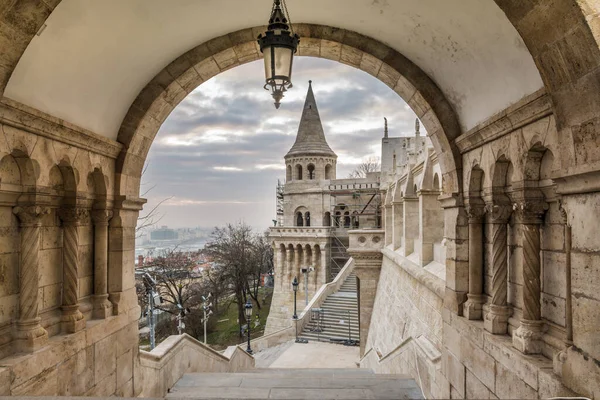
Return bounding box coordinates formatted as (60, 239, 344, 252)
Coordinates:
(281, 0, 295, 36)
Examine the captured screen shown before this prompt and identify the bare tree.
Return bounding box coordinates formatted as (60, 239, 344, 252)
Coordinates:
(136, 163, 172, 237)
(202, 223, 273, 337)
(348, 156, 381, 178)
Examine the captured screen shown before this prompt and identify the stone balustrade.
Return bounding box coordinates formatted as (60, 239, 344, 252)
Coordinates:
(270, 226, 333, 237)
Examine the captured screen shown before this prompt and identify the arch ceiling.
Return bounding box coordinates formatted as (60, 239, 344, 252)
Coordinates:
(4, 0, 542, 140)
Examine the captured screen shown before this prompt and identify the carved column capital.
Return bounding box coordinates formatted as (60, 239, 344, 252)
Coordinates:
(512, 201, 548, 224)
(465, 203, 486, 223)
(58, 207, 90, 225)
(13, 205, 50, 226)
(484, 202, 512, 223)
(91, 209, 114, 225)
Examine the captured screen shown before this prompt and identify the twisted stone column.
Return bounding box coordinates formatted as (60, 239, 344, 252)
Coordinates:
(464, 203, 486, 320)
(483, 202, 512, 334)
(58, 207, 88, 333)
(92, 209, 113, 319)
(13, 205, 50, 352)
(512, 201, 547, 354)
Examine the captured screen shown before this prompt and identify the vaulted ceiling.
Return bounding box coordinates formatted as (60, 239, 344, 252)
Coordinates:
(4, 0, 542, 140)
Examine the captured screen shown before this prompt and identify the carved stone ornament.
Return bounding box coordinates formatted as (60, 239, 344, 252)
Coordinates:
(13, 205, 50, 226)
(465, 203, 486, 223)
(512, 201, 548, 224)
(91, 209, 114, 224)
(484, 203, 512, 223)
(58, 207, 90, 224)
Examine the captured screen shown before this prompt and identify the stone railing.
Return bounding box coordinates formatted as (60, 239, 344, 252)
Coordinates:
(138, 334, 254, 397)
(269, 226, 332, 237)
(347, 229, 385, 254)
(249, 257, 355, 352)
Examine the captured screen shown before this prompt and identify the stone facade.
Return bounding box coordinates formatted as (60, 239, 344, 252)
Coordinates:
(0, 99, 141, 396)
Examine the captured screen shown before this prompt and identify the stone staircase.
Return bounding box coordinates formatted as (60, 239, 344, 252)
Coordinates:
(330, 234, 350, 279)
(168, 368, 423, 399)
(300, 273, 359, 343)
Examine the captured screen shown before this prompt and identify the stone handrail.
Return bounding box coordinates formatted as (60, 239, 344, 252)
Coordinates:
(249, 257, 356, 351)
(381, 248, 445, 299)
(138, 333, 254, 397)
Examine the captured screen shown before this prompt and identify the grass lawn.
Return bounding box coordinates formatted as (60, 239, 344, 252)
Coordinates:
(206, 287, 273, 350)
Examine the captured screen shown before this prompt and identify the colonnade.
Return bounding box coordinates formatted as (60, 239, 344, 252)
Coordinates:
(272, 242, 328, 294)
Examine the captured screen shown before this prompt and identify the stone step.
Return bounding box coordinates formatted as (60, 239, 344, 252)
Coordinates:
(168, 370, 423, 399)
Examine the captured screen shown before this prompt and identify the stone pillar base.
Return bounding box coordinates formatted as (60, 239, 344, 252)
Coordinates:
(512, 319, 545, 354)
(484, 304, 510, 334)
(463, 294, 486, 320)
(92, 294, 113, 319)
(61, 305, 86, 333)
(15, 318, 48, 352)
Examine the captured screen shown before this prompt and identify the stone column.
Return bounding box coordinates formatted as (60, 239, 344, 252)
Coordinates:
(92, 209, 113, 319)
(384, 204, 393, 246)
(13, 205, 50, 352)
(58, 207, 88, 333)
(319, 244, 328, 285)
(347, 230, 384, 356)
(512, 201, 547, 354)
(464, 203, 486, 320)
(418, 189, 443, 266)
(285, 246, 293, 286)
(294, 246, 300, 281)
(402, 197, 419, 256)
(392, 198, 403, 250)
(483, 202, 512, 334)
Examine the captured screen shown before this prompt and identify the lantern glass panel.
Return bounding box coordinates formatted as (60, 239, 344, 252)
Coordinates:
(273, 46, 293, 79)
(263, 45, 273, 80)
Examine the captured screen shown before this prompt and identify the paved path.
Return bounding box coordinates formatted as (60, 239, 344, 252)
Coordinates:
(254, 340, 360, 369)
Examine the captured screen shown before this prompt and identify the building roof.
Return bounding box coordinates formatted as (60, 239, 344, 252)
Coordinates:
(285, 81, 337, 159)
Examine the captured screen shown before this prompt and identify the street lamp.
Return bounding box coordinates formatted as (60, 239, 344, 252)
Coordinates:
(257, 0, 299, 109)
(292, 276, 299, 319)
(202, 294, 213, 345)
(292, 276, 308, 344)
(244, 299, 253, 354)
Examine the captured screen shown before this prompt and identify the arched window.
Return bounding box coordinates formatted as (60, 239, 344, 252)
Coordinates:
(323, 212, 331, 227)
(295, 164, 303, 180)
(307, 164, 315, 179)
(334, 211, 341, 227)
(325, 164, 332, 180)
(305, 211, 311, 227)
(296, 212, 304, 227)
(286, 165, 292, 182)
(344, 211, 351, 228)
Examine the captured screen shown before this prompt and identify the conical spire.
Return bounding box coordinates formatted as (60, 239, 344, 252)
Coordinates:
(285, 81, 337, 158)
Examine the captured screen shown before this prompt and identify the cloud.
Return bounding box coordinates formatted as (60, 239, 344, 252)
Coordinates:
(141, 57, 421, 230)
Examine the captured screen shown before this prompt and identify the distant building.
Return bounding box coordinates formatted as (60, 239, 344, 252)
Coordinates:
(150, 226, 178, 241)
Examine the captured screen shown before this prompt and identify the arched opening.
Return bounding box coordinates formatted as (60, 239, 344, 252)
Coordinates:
(323, 212, 331, 227)
(295, 164, 303, 181)
(324, 164, 333, 180)
(296, 212, 304, 227)
(286, 165, 292, 182)
(305, 211, 311, 227)
(307, 164, 315, 180)
(334, 211, 341, 227)
(433, 173, 440, 191)
(352, 211, 359, 229)
(343, 211, 350, 228)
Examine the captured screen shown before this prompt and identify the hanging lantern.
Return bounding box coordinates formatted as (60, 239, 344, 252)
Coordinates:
(257, 0, 299, 109)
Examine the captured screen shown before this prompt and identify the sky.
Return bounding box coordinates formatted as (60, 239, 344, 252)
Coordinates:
(139, 57, 421, 232)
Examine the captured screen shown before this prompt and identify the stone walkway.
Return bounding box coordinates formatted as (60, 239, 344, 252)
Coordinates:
(254, 340, 360, 369)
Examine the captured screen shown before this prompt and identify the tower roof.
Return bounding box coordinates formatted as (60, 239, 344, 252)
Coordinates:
(285, 81, 337, 159)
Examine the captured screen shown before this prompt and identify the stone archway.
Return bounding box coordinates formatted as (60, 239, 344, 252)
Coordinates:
(114, 24, 462, 199)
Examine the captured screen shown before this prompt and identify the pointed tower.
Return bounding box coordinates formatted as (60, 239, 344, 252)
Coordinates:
(284, 81, 337, 182)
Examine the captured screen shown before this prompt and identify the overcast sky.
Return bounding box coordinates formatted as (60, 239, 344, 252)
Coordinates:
(140, 57, 421, 232)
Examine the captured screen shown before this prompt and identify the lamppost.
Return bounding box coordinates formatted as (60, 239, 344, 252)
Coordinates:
(257, 0, 299, 109)
(301, 267, 314, 306)
(202, 294, 213, 345)
(292, 276, 308, 343)
(244, 299, 253, 354)
(142, 273, 158, 350)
